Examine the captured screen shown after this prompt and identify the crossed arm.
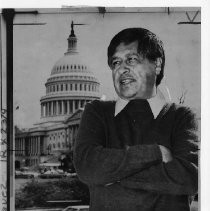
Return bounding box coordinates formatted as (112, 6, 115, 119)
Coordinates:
(73, 102, 198, 195)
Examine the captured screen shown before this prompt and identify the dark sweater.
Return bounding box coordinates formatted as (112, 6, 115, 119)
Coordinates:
(73, 100, 198, 211)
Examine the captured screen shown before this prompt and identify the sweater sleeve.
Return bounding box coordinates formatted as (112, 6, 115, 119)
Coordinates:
(73, 101, 162, 186)
(120, 106, 199, 195)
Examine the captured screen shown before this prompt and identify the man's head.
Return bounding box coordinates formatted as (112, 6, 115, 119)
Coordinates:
(108, 28, 165, 100)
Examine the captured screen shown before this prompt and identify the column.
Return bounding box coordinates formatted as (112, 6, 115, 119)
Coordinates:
(20, 138, 22, 156)
(45, 102, 48, 116)
(31, 137, 33, 155)
(45, 103, 47, 116)
(72, 100, 75, 113)
(34, 137, 36, 155)
(47, 102, 50, 116)
(43, 103, 45, 117)
(51, 101, 53, 116)
(36, 137, 38, 155)
(56, 101, 59, 115)
(67, 100, 70, 114)
(62, 100, 64, 115)
(41, 104, 43, 117)
(29, 138, 31, 156)
(38, 137, 40, 155)
(20, 138, 22, 155)
(16, 139, 18, 155)
(23, 138, 25, 156)
(65, 128, 67, 148)
(33, 137, 35, 155)
(70, 101, 72, 113)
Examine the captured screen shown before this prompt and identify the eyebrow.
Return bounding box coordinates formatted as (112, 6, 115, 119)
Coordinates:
(112, 52, 139, 59)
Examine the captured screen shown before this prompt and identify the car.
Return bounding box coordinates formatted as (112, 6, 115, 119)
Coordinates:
(62, 205, 89, 211)
(15, 170, 36, 179)
(39, 169, 66, 179)
(65, 172, 77, 178)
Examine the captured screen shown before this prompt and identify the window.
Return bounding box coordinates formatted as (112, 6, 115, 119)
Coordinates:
(70, 84, 72, 90)
(53, 144, 55, 148)
(58, 142, 61, 148)
(75, 84, 77, 91)
(66, 84, 68, 90)
(61, 84, 63, 91)
(80, 84, 82, 90)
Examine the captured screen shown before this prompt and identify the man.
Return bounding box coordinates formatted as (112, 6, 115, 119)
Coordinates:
(73, 28, 198, 211)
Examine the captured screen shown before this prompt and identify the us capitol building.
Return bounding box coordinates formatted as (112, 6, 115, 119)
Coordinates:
(15, 21, 101, 168)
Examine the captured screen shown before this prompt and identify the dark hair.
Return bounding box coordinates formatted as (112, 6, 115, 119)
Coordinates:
(107, 28, 165, 86)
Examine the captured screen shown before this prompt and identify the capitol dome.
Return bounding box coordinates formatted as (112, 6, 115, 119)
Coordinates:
(40, 21, 101, 123)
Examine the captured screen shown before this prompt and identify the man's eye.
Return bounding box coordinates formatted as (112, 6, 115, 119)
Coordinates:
(112, 60, 121, 68)
(127, 56, 139, 64)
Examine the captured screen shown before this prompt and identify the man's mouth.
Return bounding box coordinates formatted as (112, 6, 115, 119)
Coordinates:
(119, 78, 135, 85)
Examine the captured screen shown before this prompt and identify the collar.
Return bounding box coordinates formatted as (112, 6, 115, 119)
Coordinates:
(115, 87, 170, 118)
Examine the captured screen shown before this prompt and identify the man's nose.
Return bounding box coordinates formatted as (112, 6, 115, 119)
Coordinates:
(118, 61, 130, 74)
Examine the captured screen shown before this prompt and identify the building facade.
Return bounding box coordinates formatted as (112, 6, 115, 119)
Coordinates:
(15, 21, 101, 169)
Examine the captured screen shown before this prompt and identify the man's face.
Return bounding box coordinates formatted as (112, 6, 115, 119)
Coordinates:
(110, 41, 158, 100)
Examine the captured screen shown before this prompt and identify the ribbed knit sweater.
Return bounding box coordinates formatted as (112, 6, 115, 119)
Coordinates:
(74, 99, 198, 211)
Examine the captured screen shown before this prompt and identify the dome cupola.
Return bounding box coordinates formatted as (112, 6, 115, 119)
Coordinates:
(40, 21, 101, 123)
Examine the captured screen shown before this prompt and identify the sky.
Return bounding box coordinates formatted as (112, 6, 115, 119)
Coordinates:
(11, 7, 201, 128)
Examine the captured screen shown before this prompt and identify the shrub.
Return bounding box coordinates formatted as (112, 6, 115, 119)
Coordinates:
(15, 178, 89, 209)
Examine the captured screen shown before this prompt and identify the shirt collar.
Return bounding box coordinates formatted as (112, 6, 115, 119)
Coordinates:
(114, 87, 169, 118)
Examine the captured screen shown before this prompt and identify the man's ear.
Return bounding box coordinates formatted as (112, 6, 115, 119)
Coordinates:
(155, 58, 162, 75)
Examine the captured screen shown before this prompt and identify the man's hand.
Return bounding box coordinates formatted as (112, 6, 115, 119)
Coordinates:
(159, 145, 173, 163)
